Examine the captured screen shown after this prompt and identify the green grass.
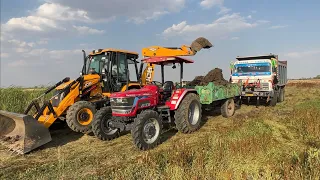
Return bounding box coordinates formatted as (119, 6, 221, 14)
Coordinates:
(0, 81, 320, 179)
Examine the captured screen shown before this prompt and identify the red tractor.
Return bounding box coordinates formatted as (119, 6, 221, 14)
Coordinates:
(92, 56, 202, 150)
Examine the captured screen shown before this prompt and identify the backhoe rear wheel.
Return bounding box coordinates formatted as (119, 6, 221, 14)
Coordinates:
(66, 101, 96, 134)
(174, 93, 202, 133)
(92, 107, 119, 140)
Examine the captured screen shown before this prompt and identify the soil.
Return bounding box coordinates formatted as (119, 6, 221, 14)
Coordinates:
(190, 37, 213, 54)
(187, 68, 230, 86)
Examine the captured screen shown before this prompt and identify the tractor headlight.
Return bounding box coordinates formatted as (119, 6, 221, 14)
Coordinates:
(110, 97, 135, 106)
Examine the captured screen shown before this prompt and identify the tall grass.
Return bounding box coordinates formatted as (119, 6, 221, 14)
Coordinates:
(0, 87, 47, 113)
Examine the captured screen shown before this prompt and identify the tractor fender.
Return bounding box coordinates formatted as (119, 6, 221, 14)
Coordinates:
(166, 89, 198, 110)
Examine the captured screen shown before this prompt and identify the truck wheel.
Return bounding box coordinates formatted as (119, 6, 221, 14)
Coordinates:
(92, 107, 119, 140)
(131, 110, 162, 150)
(174, 93, 202, 133)
(221, 98, 235, 118)
(278, 88, 285, 102)
(66, 101, 96, 134)
(269, 92, 278, 106)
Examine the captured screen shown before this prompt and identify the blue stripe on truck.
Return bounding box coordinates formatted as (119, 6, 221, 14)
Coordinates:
(232, 72, 272, 76)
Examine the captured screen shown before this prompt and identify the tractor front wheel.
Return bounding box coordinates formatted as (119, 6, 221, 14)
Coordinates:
(131, 110, 163, 150)
(174, 93, 202, 133)
(92, 107, 119, 140)
(66, 101, 96, 134)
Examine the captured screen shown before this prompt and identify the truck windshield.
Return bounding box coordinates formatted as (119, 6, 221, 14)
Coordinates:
(87, 54, 108, 74)
(234, 63, 271, 74)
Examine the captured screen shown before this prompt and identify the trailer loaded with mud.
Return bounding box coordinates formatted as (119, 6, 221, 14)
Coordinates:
(91, 56, 241, 150)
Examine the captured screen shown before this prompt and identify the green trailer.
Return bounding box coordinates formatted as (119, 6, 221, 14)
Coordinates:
(194, 82, 242, 117)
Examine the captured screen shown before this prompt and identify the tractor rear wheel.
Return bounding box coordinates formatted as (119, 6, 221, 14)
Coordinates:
(221, 98, 235, 118)
(174, 93, 202, 133)
(66, 101, 96, 134)
(131, 110, 162, 150)
(92, 107, 119, 140)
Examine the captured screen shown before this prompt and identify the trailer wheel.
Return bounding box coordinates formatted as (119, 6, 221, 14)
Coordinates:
(66, 101, 96, 134)
(92, 107, 119, 141)
(174, 93, 202, 133)
(131, 110, 162, 150)
(221, 98, 235, 118)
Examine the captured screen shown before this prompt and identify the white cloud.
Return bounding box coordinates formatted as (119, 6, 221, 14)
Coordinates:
(51, 0, 186, 24)
(247, 15, 252, 19)
(251, 10, 257, 14)
(230, 37, 239, 40)
(284, 50, 320, 59)
(8, 60, 27, 67)
(35, 3, 90, 22)
(269, 25, 288, 29)
(162, 13, 260, 39)
(0, 53, 10, 58)
(200, 0, 224, 9)
(3, 16, 61, 32)
(73, 25, 105, 34)
(218, 7, 231, 15)
(37, 39, 49, 45)
(129, 11, 169, 24)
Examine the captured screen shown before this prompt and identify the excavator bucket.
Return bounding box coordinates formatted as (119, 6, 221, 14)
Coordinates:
(0, 110, 51, 154)
(190, 37, 213, 55)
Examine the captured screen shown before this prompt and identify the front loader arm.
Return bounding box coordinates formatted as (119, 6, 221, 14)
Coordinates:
(142, 37, 213, 57)
(142, 45, 195, 57)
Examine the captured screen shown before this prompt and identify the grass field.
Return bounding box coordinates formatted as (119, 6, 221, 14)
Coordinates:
(0, 80, 320, 179)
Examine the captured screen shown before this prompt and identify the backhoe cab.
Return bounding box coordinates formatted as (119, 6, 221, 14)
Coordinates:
(0, 48, 142, 154)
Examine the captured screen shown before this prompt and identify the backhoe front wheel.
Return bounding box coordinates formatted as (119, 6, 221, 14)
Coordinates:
(131, 110, 163, 150)
(66, 101, 96, 134)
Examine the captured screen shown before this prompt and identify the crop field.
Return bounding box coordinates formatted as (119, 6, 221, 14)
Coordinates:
(0, 80, 320, 179)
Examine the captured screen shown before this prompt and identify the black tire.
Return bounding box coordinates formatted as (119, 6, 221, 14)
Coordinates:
(278, 88, 285, 102)
(92, 106, 120, 141)
(221, 98, 235, 118)
(269, 91, 278, 106)
(66, 101, 96, 134)
(174, 93, 202, 133)
(131, 110, 163, 150)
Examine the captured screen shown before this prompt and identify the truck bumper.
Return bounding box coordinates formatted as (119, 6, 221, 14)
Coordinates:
(241, 91, 272, 97)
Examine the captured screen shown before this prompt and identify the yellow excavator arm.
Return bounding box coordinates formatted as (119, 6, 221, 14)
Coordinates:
(140, 37, 213, 84)
(141, 37, 213, 57)
(142, 45, 194, 57)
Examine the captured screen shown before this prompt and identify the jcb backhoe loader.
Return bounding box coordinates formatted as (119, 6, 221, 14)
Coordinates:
(0, 48, 149, 154)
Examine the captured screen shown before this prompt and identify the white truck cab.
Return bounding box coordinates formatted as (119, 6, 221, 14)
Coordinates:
(230, 54, 287, 106)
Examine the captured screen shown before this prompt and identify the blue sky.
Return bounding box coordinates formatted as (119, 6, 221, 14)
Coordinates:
(1, 0, 320, 87)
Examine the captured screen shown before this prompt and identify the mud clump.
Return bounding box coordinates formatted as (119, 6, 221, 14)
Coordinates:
(187, 68, 229, 86)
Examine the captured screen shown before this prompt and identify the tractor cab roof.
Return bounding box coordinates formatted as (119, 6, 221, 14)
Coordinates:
(141, 56, 194, 65)
(89, 48, 139, 56)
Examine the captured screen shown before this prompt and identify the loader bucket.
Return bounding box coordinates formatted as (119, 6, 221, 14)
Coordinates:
(0, 110, 52, 154)
(190, 37, 213, 55)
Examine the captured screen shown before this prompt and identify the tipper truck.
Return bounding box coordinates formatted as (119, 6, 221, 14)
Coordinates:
(230, 54, 288, 106)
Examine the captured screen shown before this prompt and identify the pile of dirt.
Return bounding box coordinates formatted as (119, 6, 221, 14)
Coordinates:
(187, 68, 229, 86)
(187, 76, 204, 86)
